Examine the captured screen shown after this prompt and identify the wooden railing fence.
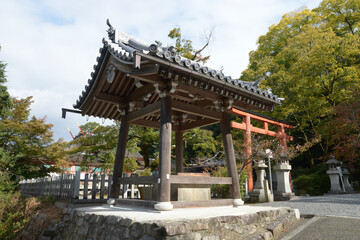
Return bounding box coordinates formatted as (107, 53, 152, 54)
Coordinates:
(19, 171, 112, 203)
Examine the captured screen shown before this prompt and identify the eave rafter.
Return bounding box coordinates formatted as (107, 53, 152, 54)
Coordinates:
(95, 92, 126, 104)
(177, 118, 218, 132)
(172, 100, 221, 121)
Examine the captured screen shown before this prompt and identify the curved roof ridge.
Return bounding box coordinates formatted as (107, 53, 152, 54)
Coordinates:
(72, 20, 282, 110)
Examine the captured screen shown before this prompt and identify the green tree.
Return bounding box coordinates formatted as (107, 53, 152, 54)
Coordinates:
(0, 45, 12, 119)
(69, 122, 141, 172)
(241, 1, 360, 164)
(315, 0, 360, 36)
(168, 27, 213, 63)
(182, 128, 219, 164)
(129, 126, 159, 168)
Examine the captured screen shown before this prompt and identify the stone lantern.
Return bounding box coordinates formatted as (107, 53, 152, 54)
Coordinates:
(250, 150, 273, 202)
(325, 155, 344, 193)
(273, 152, 295, 200)
(342, 166, 355, 193)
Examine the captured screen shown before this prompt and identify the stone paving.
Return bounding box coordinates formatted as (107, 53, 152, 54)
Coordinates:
(254, 194, 360, 240)
(285, 216, 360, 240)
(254, 194, 360, 218)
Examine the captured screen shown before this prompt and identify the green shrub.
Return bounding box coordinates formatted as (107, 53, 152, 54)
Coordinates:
(210, 166, 248, 199)
(292, 164, 330, 196)
(136, 168, 152, 176)
(0, 191, 40, 240)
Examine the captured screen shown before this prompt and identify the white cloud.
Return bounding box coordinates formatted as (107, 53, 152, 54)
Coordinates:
(0, 0, 322, 141)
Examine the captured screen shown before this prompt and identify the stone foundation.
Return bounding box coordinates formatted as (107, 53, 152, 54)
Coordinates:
(38, 207, 298, 240)
(274, 193, 296, 201)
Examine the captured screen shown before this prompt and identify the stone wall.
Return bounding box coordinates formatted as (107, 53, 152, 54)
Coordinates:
(41, 207, 298, 240)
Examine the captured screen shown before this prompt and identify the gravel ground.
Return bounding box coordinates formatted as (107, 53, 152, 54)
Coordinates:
(253, 194, 360, 218)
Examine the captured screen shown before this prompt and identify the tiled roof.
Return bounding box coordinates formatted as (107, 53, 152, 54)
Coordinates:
(74, 20, 280, 109)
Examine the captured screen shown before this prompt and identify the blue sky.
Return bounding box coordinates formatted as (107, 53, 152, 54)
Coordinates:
(0, 0, 322, 141)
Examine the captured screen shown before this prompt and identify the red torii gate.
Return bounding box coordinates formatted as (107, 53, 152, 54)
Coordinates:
(230, 107, 293, 192)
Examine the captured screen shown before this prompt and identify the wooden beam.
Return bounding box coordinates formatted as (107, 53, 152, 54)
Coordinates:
(127, 101, 161, 122)
(170, 176, 232, 185)
(127, 74, 159, 84)
(172, 101, 222, 120)
(118, 175, 157, 185)
(128, 84, 156, 102)
(131, 119, 160, 129)
(177, 118, 218, 132)
(61, 108, 82, 119)
(95, 92, 126, 104)
(176, 81, 221, 101)
(230, 108, 293, 129)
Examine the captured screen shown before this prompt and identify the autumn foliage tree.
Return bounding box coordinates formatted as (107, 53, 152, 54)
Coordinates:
(328, 92, 360, 165)
(0, 97, 67, 191)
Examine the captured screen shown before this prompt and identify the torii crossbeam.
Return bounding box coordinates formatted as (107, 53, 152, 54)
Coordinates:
(230, 108, 293, 192)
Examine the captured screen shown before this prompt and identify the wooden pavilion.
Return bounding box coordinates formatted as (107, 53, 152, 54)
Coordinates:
(63, 20, 281, 210)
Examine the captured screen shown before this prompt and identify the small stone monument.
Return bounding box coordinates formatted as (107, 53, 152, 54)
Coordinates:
(326, 155, 344, 194)
(274, 152, 295, 200)
(250, 150, 273, 203)
(342, 166, 354, 193)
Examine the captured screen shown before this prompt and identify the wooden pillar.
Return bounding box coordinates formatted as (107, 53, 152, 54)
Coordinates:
(245, 115, 253, 192)
(154, 96, 173, 211)
(220, 112, 243, 206)
(175, 131, 184, 173)
(110, 115, 129, 200)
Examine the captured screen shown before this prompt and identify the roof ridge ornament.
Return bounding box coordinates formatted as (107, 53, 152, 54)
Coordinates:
(106, 19, 118, 43)
(149, 40, 163, 55)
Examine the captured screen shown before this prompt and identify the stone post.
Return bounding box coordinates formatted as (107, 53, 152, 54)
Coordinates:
(325, 155, 343, 194)
(274, 153, 295, 200)
(250, 159, 268, 203)
(342, 167, 355, 193)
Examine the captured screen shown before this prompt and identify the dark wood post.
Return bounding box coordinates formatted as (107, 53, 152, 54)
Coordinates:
(220, 112, 243, 206)
(175, 131, 184, 173)
(110, 115, 130, 200)
(155, 95, 173, 211)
